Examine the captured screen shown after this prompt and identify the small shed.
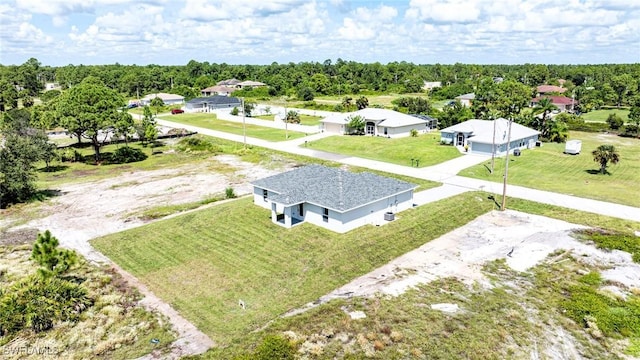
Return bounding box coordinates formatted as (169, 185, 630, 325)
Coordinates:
(565, 140, 582, 155)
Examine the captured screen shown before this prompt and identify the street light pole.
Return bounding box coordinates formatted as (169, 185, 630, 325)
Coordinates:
(501, 117, 514, 211)
(241, 97, 246, 148)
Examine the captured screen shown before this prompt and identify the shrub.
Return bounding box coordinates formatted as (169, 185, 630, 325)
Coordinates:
(410, 129, 419, 137)
(231, 107, 239, 116)
(607, 113, 624, 130)
(254, 335, 296, 360)
(225, 187, 236, 199)
(109, 147, 148, 164)
(177, 136, 221, 153)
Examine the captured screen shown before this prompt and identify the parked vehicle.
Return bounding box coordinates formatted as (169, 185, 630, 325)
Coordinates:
(171, 109, 184, 114)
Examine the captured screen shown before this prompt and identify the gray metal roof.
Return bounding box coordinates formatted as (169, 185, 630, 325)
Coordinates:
(251, 165, 417, 212)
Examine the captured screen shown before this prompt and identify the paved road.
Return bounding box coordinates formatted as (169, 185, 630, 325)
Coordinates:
(157, 118, 640, 223)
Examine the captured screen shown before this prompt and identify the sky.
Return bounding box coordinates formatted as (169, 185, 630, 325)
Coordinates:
(1, 0, 639, 67)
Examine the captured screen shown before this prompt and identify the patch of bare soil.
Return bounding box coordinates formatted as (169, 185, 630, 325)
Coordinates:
(0, 228, 39, 246)
(287, 210, 640, 358)
(6, 154, 291, 359)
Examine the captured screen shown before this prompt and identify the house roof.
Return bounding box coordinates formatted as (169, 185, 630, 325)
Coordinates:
(217, 78, 241, 86)
(251, 165, 417, 212)
(320, 108, 428, 128)
(186, 95, 241, 106)
(537, 85, 567, 94)
(237, 80, 266, 87)
(201, 85, 236, 94)
(531, 95, 577, 105)
(440, 118, 539, 145)
(141, 93, 184, 101)
(455, 93, 475, 100)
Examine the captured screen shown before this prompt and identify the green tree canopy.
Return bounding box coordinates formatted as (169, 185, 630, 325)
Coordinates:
(592, 144, 620, 174)
(57, 78, 129, 161)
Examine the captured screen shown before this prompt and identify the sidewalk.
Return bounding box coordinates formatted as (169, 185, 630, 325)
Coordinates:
(155, 119, 640, 223)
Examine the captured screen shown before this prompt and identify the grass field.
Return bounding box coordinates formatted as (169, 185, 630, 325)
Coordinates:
(91, 191, 640, 357)
(158, 113, 307, 141)
(307, 132, 460, 167)
(92, 192, 498, 346)
(460, 131, 640, 207)
(581, 108, 630, 123)
(253, 114, 323, 126)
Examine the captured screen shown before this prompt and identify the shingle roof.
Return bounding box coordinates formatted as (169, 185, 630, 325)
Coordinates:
(537, 85, 567, 94)
(251, 165, 417, 212)
(141, 93, 184, 101)
(320, 108, 427, 128)
(440, 118, 539, 145)
(186, 95, 241, 106)
(531, 96, 577, 106)
(455, 93, 475, 100)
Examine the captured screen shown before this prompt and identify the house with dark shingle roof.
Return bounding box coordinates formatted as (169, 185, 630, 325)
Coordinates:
(251, 165, 417, 233)
(184, 95, 241, 113)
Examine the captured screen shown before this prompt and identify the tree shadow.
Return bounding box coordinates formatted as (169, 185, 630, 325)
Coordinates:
(585, 169, 610, 175)
(38, 165, 69, 173)
(31, 189, 65, 202)
(487, 195, 502, 209)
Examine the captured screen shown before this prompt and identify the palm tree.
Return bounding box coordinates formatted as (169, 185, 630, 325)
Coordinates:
(547, 119, 569, 143)
(592, 144, 620, 174)
(284, 110, 300, 124)
(341, 96, 353, 111)
(532, 98, 558, 139)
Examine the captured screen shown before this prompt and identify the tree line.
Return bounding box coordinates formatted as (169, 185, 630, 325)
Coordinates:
(1, 58, 639, 108)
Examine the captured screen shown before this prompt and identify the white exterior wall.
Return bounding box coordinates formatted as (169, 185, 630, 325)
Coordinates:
(323, 122, 344, 134)
(253, 187, 274, 210)
(382, 125, 426, 138)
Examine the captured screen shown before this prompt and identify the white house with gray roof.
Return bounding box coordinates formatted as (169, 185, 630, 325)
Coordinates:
(321, 108, 433, 138)
(440, 118, 539, 155)
(251, 165, 417, 233)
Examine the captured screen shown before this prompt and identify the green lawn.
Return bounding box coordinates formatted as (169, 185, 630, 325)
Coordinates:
(307, 132, 460, 167)
(92, 192, 498, 347)
(253, 114, 323, 126)
(460, 131, 640, 207)
(580, 108, 630, 123)
(159, 113, 307, 141)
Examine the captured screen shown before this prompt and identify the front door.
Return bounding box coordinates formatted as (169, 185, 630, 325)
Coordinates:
(366, 122, 375, 135)
(457, 133, 465, 146)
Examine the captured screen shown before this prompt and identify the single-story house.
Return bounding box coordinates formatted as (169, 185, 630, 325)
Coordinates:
(455, 93, 475, 107)
(422, 81, 442, 91)
(201, 85, 236, 96)
(321, 108, 432, 138)
(251, 165, 418, 233)
(536, 85, 567, 96)
(184, 95, 241, 113)
(440, 118, 539, 155)
(44, 82, 61, 91)
(140, 93, 185, 106)
(531, 96, 578, 112)
(217, 78, 241, 87)
(236, 80, 267, 89)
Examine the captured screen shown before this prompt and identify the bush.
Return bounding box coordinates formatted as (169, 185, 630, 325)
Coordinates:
(622, 124, 639, 138)
(410, 129, 419, 137)
(58, 148, 83, 162)
(231, 107, 239, 116)
(225, 187, 236, 199)
(254, 335, 296, 360)
(177, 136, 221, 153)
(109, 147, 148, 164)
(606, 114, 624, 130)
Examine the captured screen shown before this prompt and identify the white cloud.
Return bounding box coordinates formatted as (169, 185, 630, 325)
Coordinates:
(338, 18, 376, 40)
(0, 4, 53, 52)
(407, 0, 481, 23)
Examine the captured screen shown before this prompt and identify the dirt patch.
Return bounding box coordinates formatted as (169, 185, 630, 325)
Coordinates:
(5, 154, 292, 359)
(0, 228, 39, 246)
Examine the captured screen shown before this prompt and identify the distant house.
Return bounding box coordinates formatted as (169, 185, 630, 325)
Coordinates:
(536, 85, 567, 96)
(422, 81, 442, 91)
(201, 85, 236, 97)
(251, 165, 418, 233)
(217, 79, 241, 87)
(236, 80, 267, 89)
(140, 93, 185, 106)
(321, 108, 433, 138)
(455, 93, 475, 107)
(440, 118, 539, 155)
(531, 96, 578, 112)
(184, 95, 241, 113)
(44, 82, 61, 91)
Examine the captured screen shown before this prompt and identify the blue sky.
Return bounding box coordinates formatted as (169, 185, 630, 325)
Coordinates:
(1, 0, 639, 66)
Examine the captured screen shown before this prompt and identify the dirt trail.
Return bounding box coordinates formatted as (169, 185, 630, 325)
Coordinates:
(6, 155, 287, 359)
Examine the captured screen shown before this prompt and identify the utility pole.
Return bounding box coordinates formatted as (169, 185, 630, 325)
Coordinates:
(241, 97, 247, 148)
(501, 117, 514, 211)
(490, 118, 497, 174)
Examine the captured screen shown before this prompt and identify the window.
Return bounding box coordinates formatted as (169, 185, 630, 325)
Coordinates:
(262, 189, 268, 201)
(322, 208, 329, 222)
(298, 203, 304, 216)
